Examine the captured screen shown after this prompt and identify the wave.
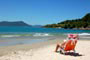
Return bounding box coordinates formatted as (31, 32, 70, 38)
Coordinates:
(79, 33, 90, 36)
(0, 35, 21, 37)
(33, 33, 52, 37)
(1, 32, 90, 38)
(0, 33, 52, 37)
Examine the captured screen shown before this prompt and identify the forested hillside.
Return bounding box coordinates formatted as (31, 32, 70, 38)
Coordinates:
(44, 13, 90, 29)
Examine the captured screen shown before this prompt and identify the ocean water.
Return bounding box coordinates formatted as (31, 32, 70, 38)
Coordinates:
(0, 26, 90, 46)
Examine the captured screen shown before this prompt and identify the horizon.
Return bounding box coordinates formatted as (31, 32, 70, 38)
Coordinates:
(0, 0, 90, 25)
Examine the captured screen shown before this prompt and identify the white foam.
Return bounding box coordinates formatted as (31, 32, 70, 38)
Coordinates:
(0, 35, 20, 37)
(33, 33, 51, 37)
(79, 33, 90, 36)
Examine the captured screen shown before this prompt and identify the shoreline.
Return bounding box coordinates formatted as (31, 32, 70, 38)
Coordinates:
(0, 40, 90, 60)
(0, 38, 62, 56)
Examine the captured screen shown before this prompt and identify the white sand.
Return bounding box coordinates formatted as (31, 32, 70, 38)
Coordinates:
(0, 40, 90, 60)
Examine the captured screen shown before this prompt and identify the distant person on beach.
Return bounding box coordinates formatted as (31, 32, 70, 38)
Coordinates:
(55, 34, 79, 52)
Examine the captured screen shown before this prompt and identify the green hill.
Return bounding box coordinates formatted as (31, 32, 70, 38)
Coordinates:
(44, 13, 90, 29)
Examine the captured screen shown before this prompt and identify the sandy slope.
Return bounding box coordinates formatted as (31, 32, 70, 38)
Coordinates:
(0, 40, 90, 60)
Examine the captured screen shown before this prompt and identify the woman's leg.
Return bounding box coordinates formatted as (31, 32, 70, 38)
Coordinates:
(55, 43, 62, 52)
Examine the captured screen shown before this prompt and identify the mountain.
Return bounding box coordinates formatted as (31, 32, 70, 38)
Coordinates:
(32, 25, 42, 27)
(44, 13, 90, 29)
(0, 21, 31, 26)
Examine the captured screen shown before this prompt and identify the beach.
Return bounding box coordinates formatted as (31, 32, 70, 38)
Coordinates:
(0, 0, 90, 59)
(0, 40, 90, 60)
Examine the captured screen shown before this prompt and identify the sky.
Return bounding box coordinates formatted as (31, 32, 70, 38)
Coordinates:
(0, 0, 90, 25)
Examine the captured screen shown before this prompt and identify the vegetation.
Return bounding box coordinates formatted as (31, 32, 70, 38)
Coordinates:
(44, 13, 90, 29)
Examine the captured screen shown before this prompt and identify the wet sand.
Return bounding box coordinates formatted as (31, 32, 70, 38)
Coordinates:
(0, 38, 62, 56)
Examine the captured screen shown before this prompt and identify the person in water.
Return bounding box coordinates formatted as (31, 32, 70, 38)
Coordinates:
(54, 34, 79, 52)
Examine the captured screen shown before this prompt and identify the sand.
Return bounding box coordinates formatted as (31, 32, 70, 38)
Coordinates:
(0, 40, 90, 60)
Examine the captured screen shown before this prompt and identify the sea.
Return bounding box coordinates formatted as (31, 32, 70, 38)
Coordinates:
(0, 26, 90, 46)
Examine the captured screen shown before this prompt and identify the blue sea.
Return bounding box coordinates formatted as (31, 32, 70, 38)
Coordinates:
(0, 26, 90, 46)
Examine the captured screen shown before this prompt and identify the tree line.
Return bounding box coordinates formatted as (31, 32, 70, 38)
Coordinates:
(44, 13, 90, 29)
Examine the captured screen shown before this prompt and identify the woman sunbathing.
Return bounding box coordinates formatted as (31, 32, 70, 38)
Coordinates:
(55, 34, 79, 52)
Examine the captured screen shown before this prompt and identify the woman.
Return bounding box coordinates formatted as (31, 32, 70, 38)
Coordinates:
(55, 34, 79, 52)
